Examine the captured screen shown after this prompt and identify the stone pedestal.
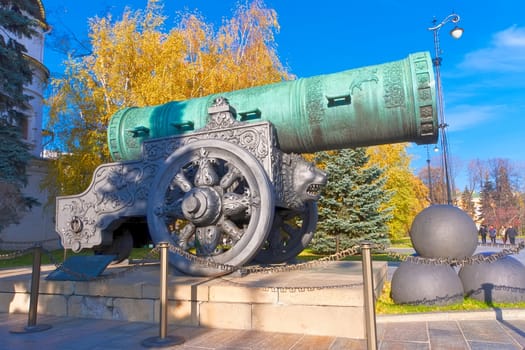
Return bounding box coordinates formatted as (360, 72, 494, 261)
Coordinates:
(0, 260, 387, 339)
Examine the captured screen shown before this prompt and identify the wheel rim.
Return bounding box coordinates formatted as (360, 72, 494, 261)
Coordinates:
(253, 202, 318, 264)
(147, 140, 274, 276)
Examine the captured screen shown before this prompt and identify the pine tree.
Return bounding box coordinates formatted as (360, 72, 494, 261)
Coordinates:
(460, 186, 476, 219)
(0, 0, 39, 231)
(309, 148, 393, 254)
(492, 159, 520, 227)
(479, 175, 495, 226)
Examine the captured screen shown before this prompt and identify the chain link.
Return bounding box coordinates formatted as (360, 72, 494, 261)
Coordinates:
(383, 241, 525, 267)
(41, 246, 162, 282)
(0, 239, 59, 261)
(218, 277, 365, 293)
(165, 243, 368, 292)
(166, 242, 363, 275)
(0, 238, 59, 246)
(394, 292, 465, 306)
(0, 247, 35, 261)
(1, 239, 524, 294)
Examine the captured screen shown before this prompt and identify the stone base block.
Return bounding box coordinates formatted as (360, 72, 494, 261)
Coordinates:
(0, 260, 386, 339)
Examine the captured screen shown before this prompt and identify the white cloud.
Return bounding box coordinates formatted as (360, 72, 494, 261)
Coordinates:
(458, 26, 525, 73)
(445, 104, 504, 131)
(495, 26, 525, 47)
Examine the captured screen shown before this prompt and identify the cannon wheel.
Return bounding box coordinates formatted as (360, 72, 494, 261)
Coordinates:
(147, 139, 274, 276)
(253, 202, 318, 264)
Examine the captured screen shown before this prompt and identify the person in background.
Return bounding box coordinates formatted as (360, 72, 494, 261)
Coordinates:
(505, 225, 518, 245)
(500, 225, 507, 243)
(478, 224, 488, 244)
(488, 225, 497, 244)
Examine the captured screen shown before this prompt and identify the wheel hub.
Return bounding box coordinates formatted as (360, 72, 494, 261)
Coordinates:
(181, 187, 221, 226)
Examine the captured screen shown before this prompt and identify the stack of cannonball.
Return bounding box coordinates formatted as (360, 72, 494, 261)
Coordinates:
(391, 205, 473, 305)
(391, 205, 525, 305)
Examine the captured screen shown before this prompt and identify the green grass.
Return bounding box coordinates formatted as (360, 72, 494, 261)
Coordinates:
(0, 248, 156, 268)
(298, 248, 400, 262)
(376, 281, 525, 314)
(389, 237, 413, 248)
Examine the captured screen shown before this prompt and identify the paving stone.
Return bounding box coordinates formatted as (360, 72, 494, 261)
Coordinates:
(1, 313, 525, 349)
(380, 321, 428, 342)
(459, 320, 516, 343)
(289, 334, 335, 349)
(498, 319, 525, 347)
(379, 340, 430, 350)
(468, 341, 522, 350)
(328, 337, 366, 350)
(428, 321, 469, 349)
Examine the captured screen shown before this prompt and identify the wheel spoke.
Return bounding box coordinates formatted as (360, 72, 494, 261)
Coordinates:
(195, 225, 222, 255)
(222, 192, 250, 218)
(282, 222, 300, 238)
(177, 222, 195, 249)
(170, 170, 192, 192)
(220, 162, 243, 191)
(194, 148, 219, 186)
(253, 203, 317, 264)
(220, 219, 244, 243)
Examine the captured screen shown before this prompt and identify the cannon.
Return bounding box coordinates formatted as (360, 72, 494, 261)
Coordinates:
(55, 52, 437, 276)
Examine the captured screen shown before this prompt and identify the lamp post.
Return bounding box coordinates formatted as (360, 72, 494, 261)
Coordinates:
(428, 13, 463, 205)
(426, 145, 434, 203)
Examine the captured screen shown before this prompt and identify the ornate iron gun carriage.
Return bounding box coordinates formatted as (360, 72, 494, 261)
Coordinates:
(55, 52, 437, 276)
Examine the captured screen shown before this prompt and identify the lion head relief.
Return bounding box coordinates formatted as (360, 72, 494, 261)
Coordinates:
(281, 153, 327, 210)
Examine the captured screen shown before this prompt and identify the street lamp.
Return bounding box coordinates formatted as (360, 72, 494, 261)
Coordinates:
(426, 145, 434, 203)
(428, 13, 463, 205)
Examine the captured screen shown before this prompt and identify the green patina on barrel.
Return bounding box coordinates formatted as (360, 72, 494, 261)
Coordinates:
(108, 52, 437, 161)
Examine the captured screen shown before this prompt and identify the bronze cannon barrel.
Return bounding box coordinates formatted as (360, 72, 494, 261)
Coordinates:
(108, 52, 437, 161)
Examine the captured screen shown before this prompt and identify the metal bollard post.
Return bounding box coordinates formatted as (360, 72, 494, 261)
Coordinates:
(361, 241, 377, 350)
(142, 242, 184, 348)
(10, 244, 52, 334)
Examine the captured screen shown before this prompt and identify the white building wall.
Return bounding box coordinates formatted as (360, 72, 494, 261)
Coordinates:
(1, 160, 58, 249)
(1, 1, 59, 249)
(3, 3, 49, 156)
(24, 59, 48, 157)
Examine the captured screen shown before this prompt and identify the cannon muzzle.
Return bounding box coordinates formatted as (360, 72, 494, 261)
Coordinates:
(108, 52, 437, 161)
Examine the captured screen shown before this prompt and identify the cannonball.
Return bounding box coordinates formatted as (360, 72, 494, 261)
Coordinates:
(459, 253, 525, 303)
(391, 261, 464, 306)
(410, 205, 477, 259)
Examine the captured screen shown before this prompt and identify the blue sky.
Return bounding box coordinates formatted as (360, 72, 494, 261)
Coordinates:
(42, 0, 525, 191)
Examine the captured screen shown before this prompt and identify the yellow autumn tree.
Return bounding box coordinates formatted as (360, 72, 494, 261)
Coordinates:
(44, 0, 291, 197)
(367, 144, 429, 239)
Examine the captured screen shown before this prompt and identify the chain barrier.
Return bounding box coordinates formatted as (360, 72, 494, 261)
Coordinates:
(474, 285, 525, 294)
(394, 292, 466, 306)
(0, 238, 59, 261)
(0, 238, 58, 246)
(217, 277, 365, 293)
(478, 242, 522, 249)
(167, 242, 367, 292)
(382, 241, 525, 267)
(0, 247, 35, 261)
(397, 285, 525, 307)
(2, 238, 525, 294)
(166, 241, 363, 275)
(0, 238, 364, 292)
(0, 238, 161, 281)
(40, 246, 162, 282)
